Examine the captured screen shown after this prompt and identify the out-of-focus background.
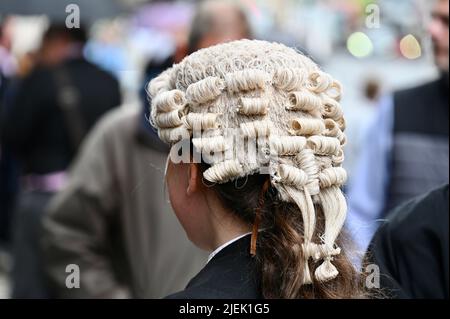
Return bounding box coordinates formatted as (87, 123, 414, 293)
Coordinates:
(0, 0, 445, 299)
(0, 0, 437, 108)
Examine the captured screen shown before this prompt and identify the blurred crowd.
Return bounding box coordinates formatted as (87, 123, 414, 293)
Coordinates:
(0, 0, 448, 299)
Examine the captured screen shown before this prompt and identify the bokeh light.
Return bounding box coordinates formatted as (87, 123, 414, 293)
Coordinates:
(399, 34, 422, 59)
(347, 32, 374, 58)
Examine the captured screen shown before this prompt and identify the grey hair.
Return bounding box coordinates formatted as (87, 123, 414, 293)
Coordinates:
(188, 0, 252, 54)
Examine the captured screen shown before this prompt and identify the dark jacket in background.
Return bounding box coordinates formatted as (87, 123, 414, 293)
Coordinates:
(384, 74, 449, 213)
(1, 57, 121, 174)
(367, 184, 449, 299)
(166, 234, 262, 299)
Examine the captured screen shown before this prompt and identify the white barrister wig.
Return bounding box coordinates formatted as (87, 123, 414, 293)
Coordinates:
(148, 40, 348, 284)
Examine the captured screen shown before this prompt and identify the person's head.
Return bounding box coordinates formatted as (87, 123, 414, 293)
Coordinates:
(429, 0, 449, 72)
(0, 17, 13, 51)
(364, 77, 381, 102)
(38, 23, 87, 66)
(0, 22, 4, 48)
(187, 0, 252, 54)
(148, 40, 364, 298)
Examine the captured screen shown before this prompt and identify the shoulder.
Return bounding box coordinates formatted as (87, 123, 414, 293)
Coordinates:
(68, 59, 119, 85)
(165, 263, 262, 299)
(165, 236, 263, 299)
(18, 66, 55, 92)
(379, 184, 449, 246)
(369, 185, 449, 298)
(96, 105, 140, 132)
(165, 282, 262, 299)
(78, 105, 139, 152)
(165, 287, 241, 299)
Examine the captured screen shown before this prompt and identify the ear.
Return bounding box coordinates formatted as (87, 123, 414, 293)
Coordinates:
(186, 163, 201, 196)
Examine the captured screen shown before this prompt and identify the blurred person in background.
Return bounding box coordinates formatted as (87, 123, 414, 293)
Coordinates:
(366, 184, 449, 298)
(140, 0, 252, 142)
(0, 18, 16, 80)
(41, 0, 251, 298)
(346, 0, 449, 253)
(1, 23, 121, 298)
(0, 19, 16, 80)
(186, 0, 252, 54)
(41, 104, 207, 298)
(342, 76, 381, 185)
(0, 17, 18, 245)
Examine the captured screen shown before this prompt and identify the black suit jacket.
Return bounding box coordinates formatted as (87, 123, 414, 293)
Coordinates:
(166, 234, 262, 299)
(367, 184, 449, 299)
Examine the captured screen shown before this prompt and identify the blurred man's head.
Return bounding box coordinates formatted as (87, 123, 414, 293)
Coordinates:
(429, 0, 449, 72)
(187, 0, 252, 54)
(0, 17, 13, 51)
(38, 24, 87, 66)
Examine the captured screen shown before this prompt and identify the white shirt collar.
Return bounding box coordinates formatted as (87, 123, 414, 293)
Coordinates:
(207, 232, 251, 264)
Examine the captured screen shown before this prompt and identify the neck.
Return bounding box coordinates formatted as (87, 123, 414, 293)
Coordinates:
(210, 220, 251, 251)
(204, 191, 251, 251)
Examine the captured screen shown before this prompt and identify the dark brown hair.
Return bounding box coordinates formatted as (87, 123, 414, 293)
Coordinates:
(203, 166, 368, 299)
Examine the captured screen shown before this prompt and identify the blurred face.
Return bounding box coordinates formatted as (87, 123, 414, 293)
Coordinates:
(429, 0, 449, 71)
(197, 7, 250, 50)
(38, 37, 70, 66)
(165, 157, 213, 251)
(0, 18, 13, 51)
